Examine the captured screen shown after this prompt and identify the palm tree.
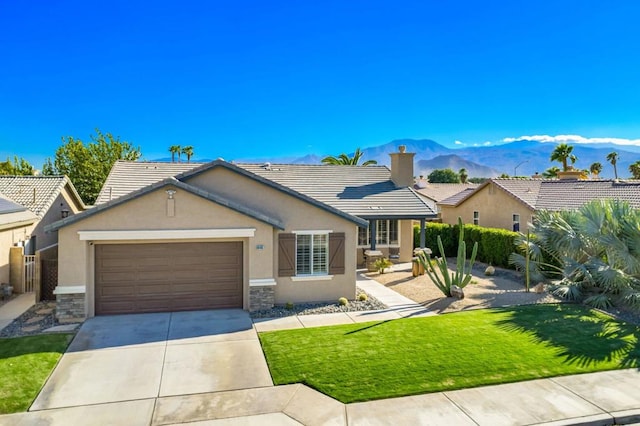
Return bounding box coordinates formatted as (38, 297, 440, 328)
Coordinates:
(629, 160, 640, 179)
(169, 145, 181, 163)
(182, 146, 194, 163)
(589, 162, 603, 178)
(459, 168, 468, 184)
(321, 148, 377, 166)
(509, 199, 640, 310)
(549, 143, 576, 171)
(607, 151, 619, 179)
(542, 166, 560, 178)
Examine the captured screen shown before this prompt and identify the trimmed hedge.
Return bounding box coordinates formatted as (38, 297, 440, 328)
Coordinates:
(414, 223, 518, 268)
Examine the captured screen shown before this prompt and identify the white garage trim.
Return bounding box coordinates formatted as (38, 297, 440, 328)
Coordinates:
(78, 228, 256, 241)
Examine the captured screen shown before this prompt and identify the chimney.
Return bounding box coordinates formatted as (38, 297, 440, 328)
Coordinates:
(389, 145, 415, 188)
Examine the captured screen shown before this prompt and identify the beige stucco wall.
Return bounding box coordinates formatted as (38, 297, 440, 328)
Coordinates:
(185, 168, 357, 304)
(58, 170, 358, 316)
(440, 183, 534, 231)
(0, 224, 34, 285)
(33, 188, 83, 251)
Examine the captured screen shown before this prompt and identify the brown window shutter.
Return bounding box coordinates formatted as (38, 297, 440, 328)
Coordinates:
(329, 232, 345, 275)
(278, 233, 296, 277)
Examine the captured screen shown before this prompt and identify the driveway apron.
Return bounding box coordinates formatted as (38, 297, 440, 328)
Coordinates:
(31, 309, 273, 411)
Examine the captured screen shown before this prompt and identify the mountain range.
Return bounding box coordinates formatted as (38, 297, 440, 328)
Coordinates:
(239, 138, 640, 179)
(155, 138, 640, 179)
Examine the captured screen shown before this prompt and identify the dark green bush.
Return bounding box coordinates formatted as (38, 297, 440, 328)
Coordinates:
(414, 223, 517, 268)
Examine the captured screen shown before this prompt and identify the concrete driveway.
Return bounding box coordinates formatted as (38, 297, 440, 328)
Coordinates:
(31, 309, 273, 411)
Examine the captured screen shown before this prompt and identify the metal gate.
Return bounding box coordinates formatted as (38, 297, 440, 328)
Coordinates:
(23, 255, 36, 293)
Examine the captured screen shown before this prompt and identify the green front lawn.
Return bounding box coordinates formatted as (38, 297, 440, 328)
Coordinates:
(259, 304, 640, 403)
(0, 334, 73, 414)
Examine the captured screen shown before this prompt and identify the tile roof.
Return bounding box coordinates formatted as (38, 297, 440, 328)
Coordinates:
(47, 178, 286, 233)
(99, 161, 437, 219)
(439, 177, 640, 211)
(438, 188, 478, 206)
(95, 161, 203, 204)
(414, 182, 478, 202)
(0, 176, 84, 218)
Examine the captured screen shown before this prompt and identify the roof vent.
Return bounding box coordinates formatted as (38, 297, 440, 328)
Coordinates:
(262, 162, 272, 171)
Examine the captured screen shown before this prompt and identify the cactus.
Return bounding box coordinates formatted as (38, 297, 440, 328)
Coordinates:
(417, 217, 478, 297)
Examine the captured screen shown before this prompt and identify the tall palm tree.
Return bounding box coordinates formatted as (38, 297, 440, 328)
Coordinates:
(607, 151, 619, 179)
(549, 143, 576, 171)
(629, 160, 640, 179)
(169, 145, 181, 163)
(459, 168, 468, 184)
(589, 162, 603, 178)
(321, 148, 377, 166)
(182, 146, 194, 163)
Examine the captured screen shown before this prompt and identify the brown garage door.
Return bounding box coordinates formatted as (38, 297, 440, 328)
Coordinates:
(95, 242, 243, 315)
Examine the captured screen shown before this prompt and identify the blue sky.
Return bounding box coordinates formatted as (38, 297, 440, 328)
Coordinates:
(2, 1, 640, 167)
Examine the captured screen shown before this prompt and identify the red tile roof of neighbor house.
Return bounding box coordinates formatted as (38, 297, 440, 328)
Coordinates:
(438, 178, 640, 210)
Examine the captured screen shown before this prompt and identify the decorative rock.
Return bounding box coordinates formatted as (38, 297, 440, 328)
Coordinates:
(25, 316, 45, 324)
(36, 308, 54, 315)
(450, 285, 465, 299)
(21, 325, 40, 333)
(534, 282, 545, 294)
(484, 265, 495, 276)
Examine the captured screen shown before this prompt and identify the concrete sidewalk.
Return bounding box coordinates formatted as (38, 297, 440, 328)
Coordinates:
(0, 293, 34, 331)
(254, 272, 435, 332)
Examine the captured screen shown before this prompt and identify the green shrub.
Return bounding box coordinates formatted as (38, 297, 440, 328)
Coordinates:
(358, 293, 368, 302)
(373, 257, 393, 273)
(338, 297, 349, 306)
(414, 223, 518, 268)
(285, 302, 294, 310)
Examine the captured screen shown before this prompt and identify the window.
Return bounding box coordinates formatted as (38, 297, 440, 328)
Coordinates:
(512, 214, 520, 232)
(357, 220, 400, 246)
(296, 233, 328, 275)
(473, 211, 479, 225)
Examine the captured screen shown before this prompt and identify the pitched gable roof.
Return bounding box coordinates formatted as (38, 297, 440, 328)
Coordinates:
(414, 182, 479, 203)
(438, 178, 640, 211)
(95, 161, 203, 204)
(232, 163, 436, 219)
(46, 178, 285, 232)
(0, 176, 85, 218)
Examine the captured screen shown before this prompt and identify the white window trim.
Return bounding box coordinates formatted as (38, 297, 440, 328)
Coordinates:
(295, 231, 329, 277)
(291, 275, 334, 282)
(78, 228, 256, 241)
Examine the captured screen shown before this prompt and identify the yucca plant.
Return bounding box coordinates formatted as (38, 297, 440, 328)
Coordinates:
(417, 217, 478, 297)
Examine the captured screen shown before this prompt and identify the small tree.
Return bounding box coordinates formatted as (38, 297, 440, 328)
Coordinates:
(0, 156, 34, 175)
(589, 162, 603, 178)
(550, 143, 577, 171)
(459, 168, 468, 184)
(629, 161, 640, 179)
(182, 146, 194, 163)
(542, 166, 560, 178)
(607, 151, 619, 179)
(169, 145, 181, 163)
(321, 148, 377, 166)
(427, 168, 460, 183)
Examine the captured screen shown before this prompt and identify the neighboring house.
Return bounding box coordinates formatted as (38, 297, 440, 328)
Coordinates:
(413, 179, 478, 214)
(46, 149, 436, 321)
(0, 193, 37, 285)
(439, 177, 640, 231)
(0, 176, 86, 252)
(0, 176, 85, 294)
